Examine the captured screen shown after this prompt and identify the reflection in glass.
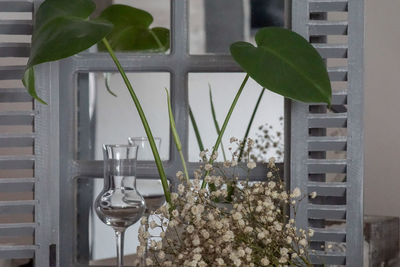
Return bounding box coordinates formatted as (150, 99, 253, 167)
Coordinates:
(128, 137, 166, 213)
(94, 145, 145, 267)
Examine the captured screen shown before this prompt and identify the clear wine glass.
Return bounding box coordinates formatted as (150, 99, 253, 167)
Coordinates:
(94, 144, 146, 267)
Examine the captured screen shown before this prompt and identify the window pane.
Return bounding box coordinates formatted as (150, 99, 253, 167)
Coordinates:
(188, 73, 284, 162)
(189, 0, 285, 54)
(77, 72, 171, 161)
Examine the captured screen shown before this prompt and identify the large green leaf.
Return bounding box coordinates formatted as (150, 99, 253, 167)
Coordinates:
(23, 0, 113, 104)
(28, 17, 112, 67)
(97, 5, 170, 52)
(33, 0, 96, 35)
(230, 27, 331, 104)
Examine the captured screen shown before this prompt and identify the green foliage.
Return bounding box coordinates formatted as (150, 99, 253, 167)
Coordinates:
(23, 0, 113, 103)
(189, 106, 205, 153)
(231, 27, 332, 104)
(165, 89, 189, 181)
(23, 0, 332, 202)
(97, 5, 170, 52)
(23, 0, 170, 104)
(209, 85, 227, 161)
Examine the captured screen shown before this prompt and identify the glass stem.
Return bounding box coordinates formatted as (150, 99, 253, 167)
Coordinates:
(115, 229, 125, 267)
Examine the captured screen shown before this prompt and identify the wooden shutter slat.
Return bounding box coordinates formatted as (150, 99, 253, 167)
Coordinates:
(0, 245, 36, 259)
(0, 178, 35, 192)
(314, 43, 348, 58)
(0, 20, 32, 35)
(0, 0, 33, 12)
(0, 223, 36, 236)
(309, 0, 348, 12)
(311, 228, 346, 242)
(0, 43, 30, 57)
(310, 252, 346, 265)
(307, 159, 347, 173)
(328, 66, 348, 81)
(0, 155, 35, 169)
(308, 204, 346, 219)
(0, 66, 25, 80)
(308, 113, 347, 128)
(0, 88, 32, 103)
(0, 111, 35, 126)
(0, 133, 34, 147)
(309, 20, 348, 35)
(308, 181, 347, 196)
(308, 136, 347, 151)
(0, 200, 35, 214)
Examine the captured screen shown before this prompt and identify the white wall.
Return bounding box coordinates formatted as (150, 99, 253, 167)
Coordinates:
(364, 0, 400, 218)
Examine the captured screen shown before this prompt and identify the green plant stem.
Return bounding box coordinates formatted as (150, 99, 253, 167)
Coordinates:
(189, 106, 205, 152)
(209, 85, 227, 161)
(201, 74, 250, 189)
(165, 89, 189, 181)
(238, 87, 266, 162)
(102, 38, 171, 204)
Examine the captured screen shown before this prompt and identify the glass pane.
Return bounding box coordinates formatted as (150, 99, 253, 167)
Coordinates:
(77, 72, 170, 264)
(77, 72, 170, 161)
(188, 73, 284, 162)
(189, 0, 284, 54)
(90, 0, 171, 53)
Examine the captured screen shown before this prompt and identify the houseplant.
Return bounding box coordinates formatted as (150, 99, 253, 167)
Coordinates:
(23, 0, 331, 203)
(23, 0, 331, 265)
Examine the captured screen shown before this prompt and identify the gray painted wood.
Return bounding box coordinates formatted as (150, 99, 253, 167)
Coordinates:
(291, 0, 364, 265)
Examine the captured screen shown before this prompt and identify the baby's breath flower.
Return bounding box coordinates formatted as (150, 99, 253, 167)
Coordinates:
(261, 257, 270, 266)
(247, 161, 257, 169)
(292, 187, 301, 198)
(232, 212, 242, 220)
(145, 258, 153, 265)
(199, 151, 207, 158)
(141, 140, 311, 266)
(204, 163, 213, 171)
(140, 216, 147, 225)
(308, 229, 314, 237)
(178, 184, 185, 194)
(216, 258, 225, 265)
(299, 238, 308, 247)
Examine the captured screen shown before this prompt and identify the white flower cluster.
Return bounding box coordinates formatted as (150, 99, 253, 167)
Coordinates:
(135, 141, 315, 266)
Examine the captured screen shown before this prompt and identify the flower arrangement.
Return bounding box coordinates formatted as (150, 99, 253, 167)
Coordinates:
(136, 140, 317, 266)
(23, 1, 333, 265)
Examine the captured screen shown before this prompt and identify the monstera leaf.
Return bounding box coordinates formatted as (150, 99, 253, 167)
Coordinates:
(230, 27, 331, 104)
(23, 1, 170, 104)
(97, 5, 170, 52)
(23, 0, 113, 104)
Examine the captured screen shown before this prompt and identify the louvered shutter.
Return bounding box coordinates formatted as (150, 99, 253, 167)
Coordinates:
(0, 0, 58, 266)
(290, 0, 364, 266)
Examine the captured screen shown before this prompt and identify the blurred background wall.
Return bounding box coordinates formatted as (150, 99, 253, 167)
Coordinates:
(364, 0, 400, 219)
